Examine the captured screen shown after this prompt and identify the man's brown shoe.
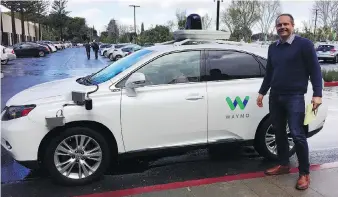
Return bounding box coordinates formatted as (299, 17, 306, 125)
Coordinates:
(264, 165, 290, 175)
(296, 175, 310, 190)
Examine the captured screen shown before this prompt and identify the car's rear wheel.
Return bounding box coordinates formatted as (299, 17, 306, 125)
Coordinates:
(115, 55, 122, 61)
(38, 51, 45, 57)
(109, 54, 115, 61)
(1, 59, 8, 65)
(335, 55, 338, 63)
(254, 117, 296, 161)
(44, 127, 110, 186)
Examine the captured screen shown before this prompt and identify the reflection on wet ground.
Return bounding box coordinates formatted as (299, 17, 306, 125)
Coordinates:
(1, 48, 338, 188)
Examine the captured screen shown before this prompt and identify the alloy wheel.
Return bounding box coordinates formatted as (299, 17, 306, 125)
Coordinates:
(53, 135, 102, 179)
(265, 124, 295, 155)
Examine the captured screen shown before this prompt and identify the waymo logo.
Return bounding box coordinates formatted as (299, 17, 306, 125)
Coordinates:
(226, 96, 250, 111)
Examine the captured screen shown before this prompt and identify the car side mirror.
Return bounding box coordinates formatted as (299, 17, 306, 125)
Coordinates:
(125, 72, 146, 97)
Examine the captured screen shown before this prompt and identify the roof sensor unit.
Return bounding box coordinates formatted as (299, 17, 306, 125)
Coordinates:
(173, 30, 231, 41)
(185, 14, 202, 30)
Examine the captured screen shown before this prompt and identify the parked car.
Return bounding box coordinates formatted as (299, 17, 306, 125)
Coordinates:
(1, 30, 328, 186)
(4, 46, 17, 63)
(12, 42, 50, 57)
(109, 44, 142, 61)
(316, 44, 338, 63)
(52, 41, 64, 50)
(105, 43, 130, 58)
(37, 42, 56, 53)
(1, 45, 9, 65)
(99, 44, 113, 56)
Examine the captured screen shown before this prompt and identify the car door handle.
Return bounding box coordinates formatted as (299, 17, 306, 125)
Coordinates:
(186, 95, 204, 100)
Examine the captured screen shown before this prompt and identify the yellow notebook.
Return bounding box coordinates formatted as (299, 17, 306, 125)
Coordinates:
(304, 103, 317, 125)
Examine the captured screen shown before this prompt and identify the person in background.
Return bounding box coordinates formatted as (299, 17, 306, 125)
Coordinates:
(256, 13, 322, 190)
(84, 41, 91, 60)
(91, 40, 99, 60)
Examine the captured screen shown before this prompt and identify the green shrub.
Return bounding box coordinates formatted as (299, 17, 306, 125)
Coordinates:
(322, 69, 338, 82)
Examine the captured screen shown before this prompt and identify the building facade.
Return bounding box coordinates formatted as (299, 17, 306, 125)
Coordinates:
(1, 12, 40, 46)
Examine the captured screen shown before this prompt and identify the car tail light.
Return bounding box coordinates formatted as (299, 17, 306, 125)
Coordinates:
(330, 49, 336, 53)
(46, 47, 50, 51)
(1, 105, 36, 121)
(11, 49, 15, 54)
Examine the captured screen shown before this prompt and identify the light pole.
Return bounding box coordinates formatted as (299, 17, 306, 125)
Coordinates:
(314, 8, 318, 41)
(129, 5, 140, 36)
(214, 0, 223, 30)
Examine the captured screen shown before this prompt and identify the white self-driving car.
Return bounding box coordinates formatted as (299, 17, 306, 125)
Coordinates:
(1, 30, 328, 186)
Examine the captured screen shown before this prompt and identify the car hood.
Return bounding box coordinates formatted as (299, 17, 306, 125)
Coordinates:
(6, 77, 92, 106)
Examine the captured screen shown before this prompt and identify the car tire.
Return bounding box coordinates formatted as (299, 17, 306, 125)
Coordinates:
(44, 127, 111, 186)
(335, 55, 338, 63)
(103, 51, 107, 57)
(1, 59, 8, 65)
(38, 51, 45, 57)
(254, 117, 296, 161)
(109, 54, 114, 61)
(115, 55, 122, 61)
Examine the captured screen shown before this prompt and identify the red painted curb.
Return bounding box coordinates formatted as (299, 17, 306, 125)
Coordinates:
(75, 161, 338, 197)
(324, 81, 338, 87)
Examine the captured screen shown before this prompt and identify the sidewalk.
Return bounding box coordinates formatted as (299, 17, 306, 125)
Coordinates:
(131, 167, 338, 197)
(79, 162, 338, 197)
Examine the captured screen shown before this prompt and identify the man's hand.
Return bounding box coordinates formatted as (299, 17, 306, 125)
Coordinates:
(312, 97, 322, 110)
(257, 94, 264, 107)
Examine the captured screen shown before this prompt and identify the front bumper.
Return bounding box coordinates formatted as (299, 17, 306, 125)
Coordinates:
(1, 115, 48, 162)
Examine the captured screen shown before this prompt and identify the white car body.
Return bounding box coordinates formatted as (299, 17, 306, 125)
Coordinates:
(100, 44, 114, 56)
(316, 44, 338, 63)
(1, 45, 9, 62)
(47, 44, 57, 52)
(1, 38, 328, 185)
(106, 43, 132, 58)
(4, 47, 17, 60)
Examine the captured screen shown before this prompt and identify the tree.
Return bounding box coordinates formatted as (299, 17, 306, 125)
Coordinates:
(221, 0, 260, 40)
(138, 25, 173, 45)
(29, 0, 50, 40)
(166, 20, 176, 32)
(313, 0, 338, 28)
(50, 0, 70, 40)
(176, 9, 186, 29)
(106, 19, 119, 43)
(141, 22, 144, 33)
(257, 0, 281, 41)
(1, 1, 19, 44)
(202, 13, 212, 29)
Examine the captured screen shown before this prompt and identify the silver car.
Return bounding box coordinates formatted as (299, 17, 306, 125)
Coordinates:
(316, 44, 338, 63)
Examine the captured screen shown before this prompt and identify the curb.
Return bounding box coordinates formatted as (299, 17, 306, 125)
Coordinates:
(75, 161, 338, 197)
(324, 81, 338, 87)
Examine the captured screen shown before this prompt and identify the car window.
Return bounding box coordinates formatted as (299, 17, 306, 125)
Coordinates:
(90, 49, 154, 84)
(317, 45, 334, 51)
(135, 51, 201, 86)
(206, 50, 263, 81)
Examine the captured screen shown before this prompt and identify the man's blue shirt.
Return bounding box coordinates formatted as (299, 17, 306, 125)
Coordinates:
(259, 35, 323, 97)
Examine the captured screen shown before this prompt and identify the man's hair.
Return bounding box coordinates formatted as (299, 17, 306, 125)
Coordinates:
(275, 13, 294, 25)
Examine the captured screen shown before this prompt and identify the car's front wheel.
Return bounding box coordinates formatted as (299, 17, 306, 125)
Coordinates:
(254, 117, 296, 161)
(103, 51, 107, 57)
(44, 127, 110, 186)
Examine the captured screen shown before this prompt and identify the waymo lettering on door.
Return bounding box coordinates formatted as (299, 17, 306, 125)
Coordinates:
(225, 96, 250, 119)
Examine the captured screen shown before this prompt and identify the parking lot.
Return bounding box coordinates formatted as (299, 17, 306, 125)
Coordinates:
(1, 47, 338, 197)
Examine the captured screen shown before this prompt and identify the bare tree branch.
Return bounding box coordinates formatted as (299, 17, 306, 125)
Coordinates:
(313, 0, 338, 27)
(257, 0, 281, 40)
(202, 13, 212, 29)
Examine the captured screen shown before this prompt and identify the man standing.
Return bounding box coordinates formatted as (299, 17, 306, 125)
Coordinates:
(84, 41, 91, 60)
(91, 40, 99, 60)
(257, 14, 323, 190)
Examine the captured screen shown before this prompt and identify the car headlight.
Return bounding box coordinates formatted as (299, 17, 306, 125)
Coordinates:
(2, 105, 36, 121)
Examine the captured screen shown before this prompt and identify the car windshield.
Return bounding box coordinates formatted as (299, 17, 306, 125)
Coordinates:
(88, 49, 154, 84)
(317, 45, 334, 51)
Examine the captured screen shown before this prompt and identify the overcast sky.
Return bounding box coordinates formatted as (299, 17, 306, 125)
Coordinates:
(1, 0, 317, 35)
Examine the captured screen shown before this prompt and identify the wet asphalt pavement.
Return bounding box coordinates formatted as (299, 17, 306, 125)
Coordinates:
(1, 47, 338, 197)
